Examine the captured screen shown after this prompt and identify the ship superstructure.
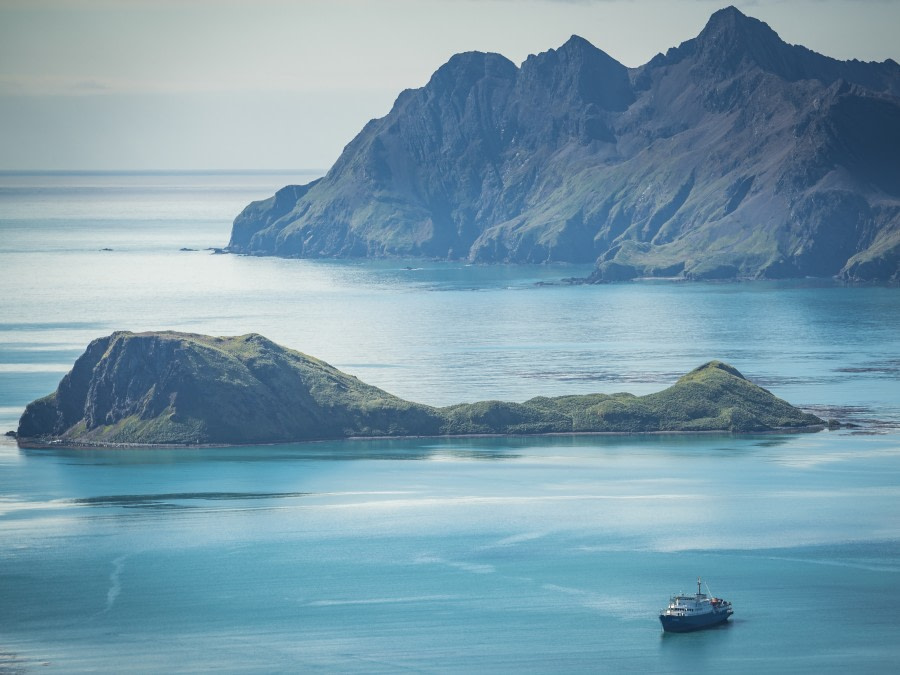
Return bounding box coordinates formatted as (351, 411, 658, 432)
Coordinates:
(659, 578, 733, 632)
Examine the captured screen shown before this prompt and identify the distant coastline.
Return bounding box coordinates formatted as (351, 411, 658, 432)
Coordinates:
(226, 8, 900, 283)
(0, 168, 327, 176)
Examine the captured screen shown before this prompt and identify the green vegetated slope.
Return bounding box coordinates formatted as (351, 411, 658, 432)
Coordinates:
(441, 361, 819, 434)
(17, 332, 822, 447)
(17, 331, 439, 445)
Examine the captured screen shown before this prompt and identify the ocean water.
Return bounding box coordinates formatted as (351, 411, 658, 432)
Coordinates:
(1, 172, 899, 672)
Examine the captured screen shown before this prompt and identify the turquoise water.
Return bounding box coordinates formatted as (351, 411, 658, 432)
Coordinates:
(1, 172, 899, 672)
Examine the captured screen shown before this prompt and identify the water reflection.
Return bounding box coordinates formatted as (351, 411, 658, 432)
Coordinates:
(71, 492, 312, 508)
(19, 431, 803, 466)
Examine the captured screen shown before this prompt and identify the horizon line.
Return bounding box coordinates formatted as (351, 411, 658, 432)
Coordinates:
(0, 168, 327, 176)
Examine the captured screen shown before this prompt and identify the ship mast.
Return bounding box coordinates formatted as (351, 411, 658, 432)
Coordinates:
(697, 577, 702, 596)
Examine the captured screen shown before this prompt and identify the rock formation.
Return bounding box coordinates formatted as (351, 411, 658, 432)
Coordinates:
(229, 6, 900, 282)
(18, 331, 823, 446)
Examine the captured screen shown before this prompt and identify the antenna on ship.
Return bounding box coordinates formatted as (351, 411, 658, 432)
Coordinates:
(697, 577, 702, 596)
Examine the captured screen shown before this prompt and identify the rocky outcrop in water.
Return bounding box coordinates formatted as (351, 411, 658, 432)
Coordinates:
(16, 331, 439, 445)
(17, 331, 822, 447)
(228, 6, 900, 282)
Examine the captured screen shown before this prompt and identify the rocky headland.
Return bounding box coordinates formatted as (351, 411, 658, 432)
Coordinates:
(228, 6, 899, 282)
(17, 331, 823, 447)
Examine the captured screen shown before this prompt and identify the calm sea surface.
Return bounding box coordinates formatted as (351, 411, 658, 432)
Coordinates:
(1, 172, 899, 672)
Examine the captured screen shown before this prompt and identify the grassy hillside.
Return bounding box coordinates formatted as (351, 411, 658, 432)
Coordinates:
(17, 333, 822, 447)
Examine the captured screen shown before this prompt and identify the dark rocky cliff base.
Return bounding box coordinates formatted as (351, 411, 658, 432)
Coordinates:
(17, 332, 823, 447)
(229, 7, 900, 283)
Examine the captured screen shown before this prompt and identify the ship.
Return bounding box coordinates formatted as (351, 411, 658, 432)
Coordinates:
(659, 578, 733, 632)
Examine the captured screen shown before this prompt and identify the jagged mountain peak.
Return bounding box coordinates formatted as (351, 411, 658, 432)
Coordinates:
(228, 8, 900, 282)
(557, 34, 627, 75)
(663, 5, 900, 94)
(699, 5, 787, 56)
(558, 34, 606, 56)
(520, 34, 632, 111)
(703, 5, 764, 32)
(664, 5, 792, 75)
(561, 34, 594, 48)
(524, 34, 623, 70)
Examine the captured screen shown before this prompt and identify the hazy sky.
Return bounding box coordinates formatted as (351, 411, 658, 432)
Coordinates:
(1, 0, 898, 171)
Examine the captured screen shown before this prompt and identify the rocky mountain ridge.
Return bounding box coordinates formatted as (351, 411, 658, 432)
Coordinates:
(228, 7, 899, 282)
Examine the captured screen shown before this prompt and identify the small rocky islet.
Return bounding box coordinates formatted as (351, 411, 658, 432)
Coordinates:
(16, 331, 823, 447)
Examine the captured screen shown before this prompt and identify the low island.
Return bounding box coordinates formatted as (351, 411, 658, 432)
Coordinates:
(17, 331, 822, 447)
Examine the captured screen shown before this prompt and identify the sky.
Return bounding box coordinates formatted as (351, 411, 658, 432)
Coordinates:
(1, 0, 898, 171)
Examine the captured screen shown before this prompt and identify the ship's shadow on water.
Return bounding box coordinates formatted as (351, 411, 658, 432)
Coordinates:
(70, 492, 312, 509)
(659, 618, 737, 649)
(659, 619, 737, 637)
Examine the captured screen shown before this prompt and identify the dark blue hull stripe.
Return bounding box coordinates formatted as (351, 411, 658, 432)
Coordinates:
(659, 612, 732, 632)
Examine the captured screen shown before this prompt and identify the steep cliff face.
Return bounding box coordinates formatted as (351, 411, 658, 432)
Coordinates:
(587, 7, 900, 281)
(229, 6, 900, 281)
(18, 332, 442, 445)
(18, 333, 821, 447)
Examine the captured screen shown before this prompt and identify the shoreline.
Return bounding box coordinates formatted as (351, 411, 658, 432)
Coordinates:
(15, 424, 829, 451)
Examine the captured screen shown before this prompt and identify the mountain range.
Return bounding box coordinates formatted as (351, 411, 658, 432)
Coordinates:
(228, 6, 900, 282)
